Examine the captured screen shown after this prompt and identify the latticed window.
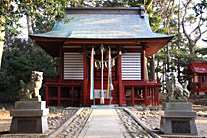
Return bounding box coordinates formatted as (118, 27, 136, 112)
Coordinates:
(63, 52, 83, 80)
(121, 52, 142, 80)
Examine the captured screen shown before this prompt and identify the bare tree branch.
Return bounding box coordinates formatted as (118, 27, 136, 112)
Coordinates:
(201, 29, 207, 35)
(189, 11, 206, 44)
(182, 0, 192, 43)
(189, 24, 201, 36)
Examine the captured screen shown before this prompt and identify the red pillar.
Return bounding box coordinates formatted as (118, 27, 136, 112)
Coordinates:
(59, 48, 63, 82)
(58, 86, 61, 106)
(142, 50, 146, 81)
(132, 86, 135, 106)
(83, 47, 87, 106)
(118, 54, 123, 106)
(149, 88, 151, 105)
(145, 86, 147, 106)
(156, 87, 159, 106)
(46, 86, 48, 106)
(71, 86, 74, 106)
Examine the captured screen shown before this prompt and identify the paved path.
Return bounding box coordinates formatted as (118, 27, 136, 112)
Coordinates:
(78, 108, 132, 138)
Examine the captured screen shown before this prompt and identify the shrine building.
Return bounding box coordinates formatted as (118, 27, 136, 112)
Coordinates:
(188, 61, 207, 95)
(30, 7, 173, 106)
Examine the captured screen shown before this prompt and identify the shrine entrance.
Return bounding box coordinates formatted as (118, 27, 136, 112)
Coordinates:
(89, 45, 118, 105)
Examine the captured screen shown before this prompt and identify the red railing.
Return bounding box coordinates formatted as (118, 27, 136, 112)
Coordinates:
(191, 82, 207, 92)
(45, 78, 59, 83)
(145, 79, 160, 83)
(45, 78, 160, 84)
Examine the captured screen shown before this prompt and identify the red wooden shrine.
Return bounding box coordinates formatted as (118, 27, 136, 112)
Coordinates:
(188, 61, 207, 95)
(30, 7, 173, 106)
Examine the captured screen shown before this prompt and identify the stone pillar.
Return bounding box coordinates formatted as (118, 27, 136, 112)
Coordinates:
(159, 102, 197, 135)
(10, 101, 49, 133)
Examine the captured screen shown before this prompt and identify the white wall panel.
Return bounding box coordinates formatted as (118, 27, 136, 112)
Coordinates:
(121, 52, 142, 80)
(64, 52, 83, 80)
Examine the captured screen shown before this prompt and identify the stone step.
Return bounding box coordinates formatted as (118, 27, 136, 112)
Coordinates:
(91, 104, 118, 109)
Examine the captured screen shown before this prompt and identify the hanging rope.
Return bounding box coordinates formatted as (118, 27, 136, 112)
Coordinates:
(83, 52, 119, 63)
(81, 50, 125, 68)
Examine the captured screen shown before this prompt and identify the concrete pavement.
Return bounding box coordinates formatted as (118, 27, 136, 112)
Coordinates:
(78, 108, 132, 138)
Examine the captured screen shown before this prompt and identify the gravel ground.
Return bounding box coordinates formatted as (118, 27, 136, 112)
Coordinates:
(131, 105, 207, 137)
(116, 107, 153, 137)
(47, 106, 79, 135)
(55, 108, 92, 138)
(0, 106, 78, 138)
(0, 105, 207, 138)
(0, 109, 11, 133)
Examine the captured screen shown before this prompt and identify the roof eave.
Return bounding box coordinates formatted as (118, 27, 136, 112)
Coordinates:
(30, 35, 173, 57)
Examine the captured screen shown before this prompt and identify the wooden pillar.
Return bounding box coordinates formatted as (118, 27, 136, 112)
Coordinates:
(59, 48, 63, 106)
(142, 50, 146, 81)
(59, 48, 63, 82)
(144, 86, 147, 106)
(148, 88, 151, 105)
(153, 88, 154, 105)
(150, 88, 152, 105)
(46, 86, 49, 106)
(58, 86, 61, 106)
(132, 86, 135, 106)
(155, 87, 158, 105)
(83, 47, 87, 106)
(118, 53, 123, 106)
(71, 86, 74, 106)
(156, 87, 159, 106)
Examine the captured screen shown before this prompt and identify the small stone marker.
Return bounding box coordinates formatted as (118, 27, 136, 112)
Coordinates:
(159, 102, 197, 135)
(160, 72, 198, 135)
(10, 101, 49, 133)
(10, 71, 49, 134)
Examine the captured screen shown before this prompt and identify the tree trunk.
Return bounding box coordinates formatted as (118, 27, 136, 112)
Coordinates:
(26, 12, 34, 48)
(27, 13, 33, 35)
(166, 45, 170, 72)
(189, 41, 195, 55)
(177, 0, 181, 81)
(162, 64, 166, 93)
(0, 16, 5, 68)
